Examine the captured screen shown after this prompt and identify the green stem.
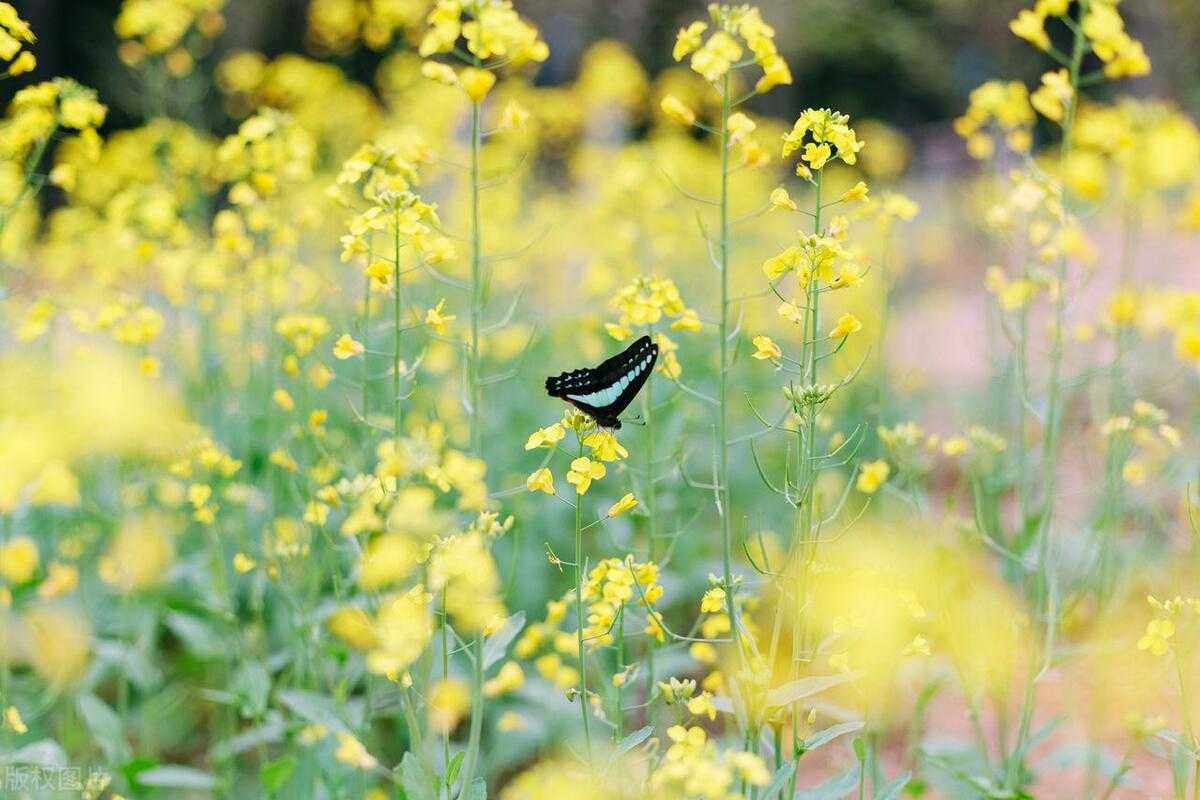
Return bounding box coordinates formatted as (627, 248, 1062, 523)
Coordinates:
(614, 602, 625, 741)
(0, 122, 57, 243)
(717, 67, 741, 661)
(641, 369, 657, 560)
(574, 440, 593, 760)
(787, 168, 824, 798)
(456, 637, 485, 798)
(393, 210, 403, 440)
(468, 100, 483, 457)
(441, 588, 451, 787)
(1006, 4, 1088, 789)
(363, 239, 373, 462)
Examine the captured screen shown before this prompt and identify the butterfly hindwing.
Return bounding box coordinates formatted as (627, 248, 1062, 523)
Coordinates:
(545, 335, 659, 428)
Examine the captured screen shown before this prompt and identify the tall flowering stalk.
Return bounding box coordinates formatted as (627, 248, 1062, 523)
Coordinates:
(602, 276, 700, 559)
(330, 143, 427, 453)
(419, 0, 548, 457)
(664, 1, 792, 659)
(0, 78, 105, 242)
(957, 0, 1151, 790)
(524, 412, 643, 757)
(756, 108, 869, 790)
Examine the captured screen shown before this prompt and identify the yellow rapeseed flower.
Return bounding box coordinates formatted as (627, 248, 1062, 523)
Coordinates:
(333, 334, 364, 360)
(334, 731, 377, 770)
(524, 423, 566, 450)
(750, 335, 781, 361)
(583, 430, 628, 462)
(566, 457, 606, 495)
(769, 186, 797, 211)
(424, 299, 456, 334)
(459, 67, 496, 103)
(660, 94, 696, 127)
(0, 536, 39, 583)
(606, 493, 638, 517)
(856, 460, 891, 494)
(830, 313, 863, 338)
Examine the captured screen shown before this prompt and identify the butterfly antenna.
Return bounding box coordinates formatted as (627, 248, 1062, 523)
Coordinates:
(622, 414, 647, 427)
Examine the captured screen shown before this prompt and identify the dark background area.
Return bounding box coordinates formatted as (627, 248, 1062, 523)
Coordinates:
(12, 0, 1200, 137)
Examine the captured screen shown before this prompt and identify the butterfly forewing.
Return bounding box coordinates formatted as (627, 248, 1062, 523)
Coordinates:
(545, 335, 659, 428)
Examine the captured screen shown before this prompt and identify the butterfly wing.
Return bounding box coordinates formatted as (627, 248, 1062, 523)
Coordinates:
(546, 335, 659, 428)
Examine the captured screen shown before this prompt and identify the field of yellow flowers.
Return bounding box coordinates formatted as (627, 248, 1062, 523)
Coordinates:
(1, 0, 1200, 798)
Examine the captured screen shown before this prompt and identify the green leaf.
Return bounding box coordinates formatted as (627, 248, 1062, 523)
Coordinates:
(766, 673, 858, 708)
(232, 660, 271, 718)
(277, 689, 348, 732)
(762, 762, 794, 799)
(77, 693, 129, 763)
(876, 770, 912, 800)
(164, 612, 224, 659)
(445, 750, 465, 787)
(400, 751, 437, 800)
(120, 756, 158, 789)
(211, 711, 285, 760)
(2, 739, 68, 769)
(794, 764, 860, 800)
(137, 764, 217, 790)
(482, 611, 526, 671)
(801, 721, 864, 754)
(260, 755, 297, 794)
(616, 724, 654, 754)
(852, 736, 867, 762)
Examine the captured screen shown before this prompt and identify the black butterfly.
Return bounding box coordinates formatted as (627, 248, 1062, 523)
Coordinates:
(545, 335, 659, 429)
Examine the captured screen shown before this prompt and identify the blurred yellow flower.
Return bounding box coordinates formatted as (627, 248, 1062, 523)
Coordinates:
(428, 677, 470, 733)
(271, 388, 295, 411)
(424, 299, 456, 334)
(37, 562, 78, 599)
(333, 333, 365, 359)
(750, 335, 780, 361)
(687, 691, 717, 720)
(1136, 617, 1174, 656)
(1122, 459, 1147, 487)
(830, 313, 862, 339)
(1009, 9, 1050, 51)
(526, 467, 555, 495)
(483, 661, 525, 698)
(334, 731, 377, 770)
(769, 186, 796, 211)
(327, 606, 378, 651)
(856, 460, 890, 494)
(700, 587, 725, 613)
(4, 705, 26, 733)
(459, 66, 495, 103)
(673, 21, 707, 61)
(726, 112, 755, 144)
(841, 181, 869, 203)
(660, 94, 695, 127)
(98, 513, 177, 594)
(420, 60, 458, 86)
(21, 603, 92, 686)
(0, 536, 39, 584)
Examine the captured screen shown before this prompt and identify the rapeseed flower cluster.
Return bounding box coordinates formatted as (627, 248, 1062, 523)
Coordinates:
(3, 1, 1200, 798)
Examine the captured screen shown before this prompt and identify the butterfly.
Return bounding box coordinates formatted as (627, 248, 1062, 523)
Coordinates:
(545, 335, 659, 429)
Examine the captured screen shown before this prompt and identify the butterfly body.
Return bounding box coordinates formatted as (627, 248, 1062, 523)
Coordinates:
(546, 335, 658, 429)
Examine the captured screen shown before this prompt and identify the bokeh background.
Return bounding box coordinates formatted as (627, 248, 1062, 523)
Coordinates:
(20, 0, 1200, 138)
